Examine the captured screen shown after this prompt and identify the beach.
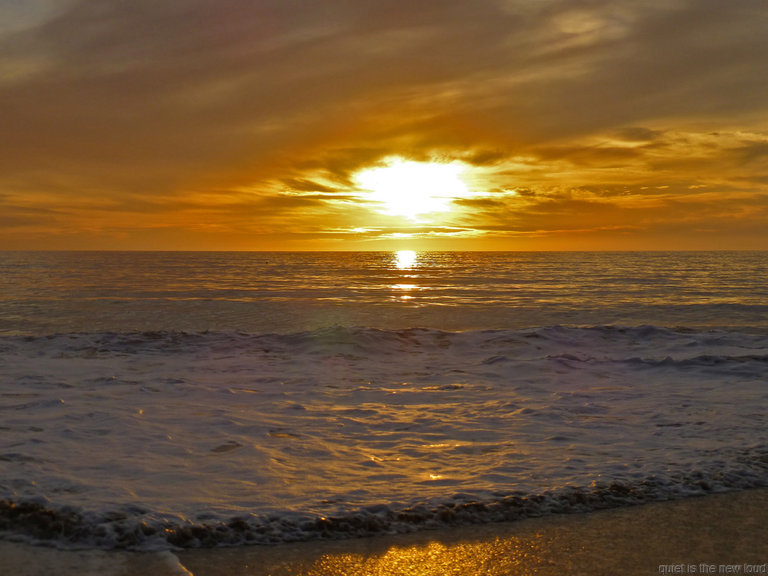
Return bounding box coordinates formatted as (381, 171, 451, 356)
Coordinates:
(3, 488, 766, 575)
(2, 252, 767, 573)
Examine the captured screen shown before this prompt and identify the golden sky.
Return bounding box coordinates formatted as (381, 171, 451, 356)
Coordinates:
(2, 0, 768, 250)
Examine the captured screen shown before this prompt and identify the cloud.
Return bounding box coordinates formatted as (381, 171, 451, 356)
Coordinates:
(612, 127, 665, 143)
(2, 0, 768, 249)
(731, 141, 768, 165)
(280, 179, 342, 194)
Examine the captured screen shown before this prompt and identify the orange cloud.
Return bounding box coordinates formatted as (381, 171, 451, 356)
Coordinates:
(1, 0, 768, 250)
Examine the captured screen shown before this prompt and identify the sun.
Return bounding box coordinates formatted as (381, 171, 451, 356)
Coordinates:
(356, 158, 470, 220)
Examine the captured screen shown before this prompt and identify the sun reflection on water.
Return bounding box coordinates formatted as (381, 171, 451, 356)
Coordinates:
(394, 250, 418, 269)
(392, 251, 420, 301)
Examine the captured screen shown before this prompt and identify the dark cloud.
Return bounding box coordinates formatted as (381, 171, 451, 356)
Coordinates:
(732, 141, 768, 165)
(613, 127, 665, 143)
(534, 144, 644, 165)
(463, 149, 511, 167)
(455, 197, 510, 210)
(281, 179, 341, 194)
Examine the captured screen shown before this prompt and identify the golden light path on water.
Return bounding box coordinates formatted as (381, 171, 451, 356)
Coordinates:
(394, 250, 418, 269)
(393, 250, 419, 301)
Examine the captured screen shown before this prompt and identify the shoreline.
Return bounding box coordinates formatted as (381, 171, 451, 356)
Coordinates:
(2, 488, 766, 576)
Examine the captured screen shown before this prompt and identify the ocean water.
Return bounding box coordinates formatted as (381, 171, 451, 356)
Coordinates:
(1, 251, 767, 549)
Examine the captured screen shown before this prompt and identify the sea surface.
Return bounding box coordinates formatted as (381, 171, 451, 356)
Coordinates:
(1, 251, 767, 549)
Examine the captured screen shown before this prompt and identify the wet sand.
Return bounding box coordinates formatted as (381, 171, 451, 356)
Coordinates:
(2, 488, 767, 576)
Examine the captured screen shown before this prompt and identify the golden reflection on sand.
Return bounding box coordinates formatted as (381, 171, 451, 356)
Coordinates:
(175, 488, 768, 576)
(305, 538, 548, 576)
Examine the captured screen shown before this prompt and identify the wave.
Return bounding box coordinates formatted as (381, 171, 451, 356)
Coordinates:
(6, 322, 767, 349)
(2, 325, 768, 550)
(2, 447, 768, 550)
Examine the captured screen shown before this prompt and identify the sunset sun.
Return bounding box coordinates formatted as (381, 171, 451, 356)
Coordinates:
(356, 159, 470, 221)
(3, 1, 768, 572)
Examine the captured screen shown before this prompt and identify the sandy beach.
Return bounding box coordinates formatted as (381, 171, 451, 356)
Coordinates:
(2, 488, 766, 576)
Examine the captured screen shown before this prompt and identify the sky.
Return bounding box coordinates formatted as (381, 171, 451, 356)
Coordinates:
(2, 0, 768, 251)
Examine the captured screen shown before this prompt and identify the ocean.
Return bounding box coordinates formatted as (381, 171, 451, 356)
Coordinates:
(1, 251, 767, 550)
